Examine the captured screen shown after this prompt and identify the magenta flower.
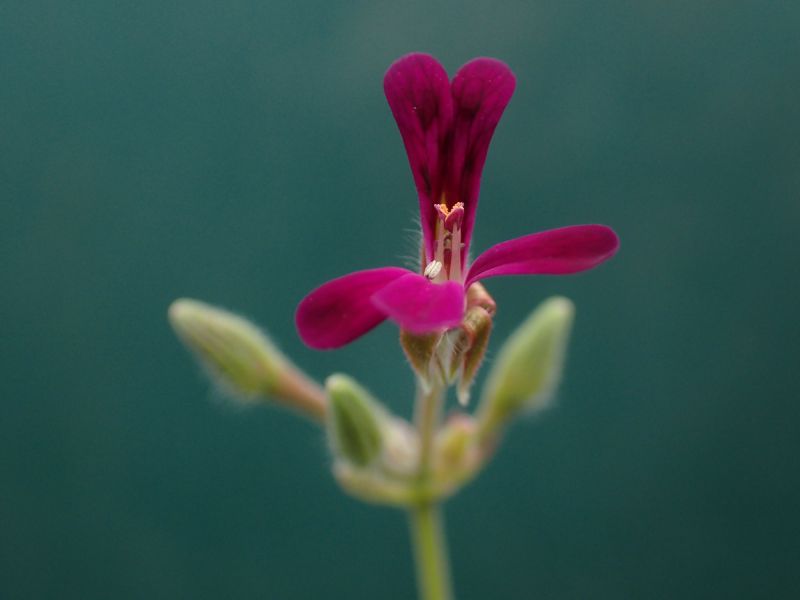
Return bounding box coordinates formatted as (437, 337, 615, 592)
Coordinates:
(296, 53, 619, 349)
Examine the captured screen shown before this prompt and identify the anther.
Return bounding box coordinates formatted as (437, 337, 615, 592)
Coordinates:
(424, 260, 443, 280)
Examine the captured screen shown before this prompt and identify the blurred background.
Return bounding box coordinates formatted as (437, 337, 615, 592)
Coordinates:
(1, 1, 798, 598)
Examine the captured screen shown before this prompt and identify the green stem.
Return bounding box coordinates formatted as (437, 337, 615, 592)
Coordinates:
(409, 503, 453, 600)
(415, 380, 443, 480)
(409, 379, 454, 600)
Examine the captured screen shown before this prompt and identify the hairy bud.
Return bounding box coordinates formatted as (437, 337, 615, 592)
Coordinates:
(477, 297, 574, 436)
(169, 298, 326, 421)
(326, 375, 385, 468)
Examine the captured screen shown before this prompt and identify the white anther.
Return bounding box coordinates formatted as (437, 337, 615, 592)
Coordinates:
(424, 260, 443, 280)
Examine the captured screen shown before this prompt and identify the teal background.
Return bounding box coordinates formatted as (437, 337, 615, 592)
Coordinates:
(2, 1, 798, 598)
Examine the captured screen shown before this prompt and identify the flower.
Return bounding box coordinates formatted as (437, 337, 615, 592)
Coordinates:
(296, 53, 619, 350)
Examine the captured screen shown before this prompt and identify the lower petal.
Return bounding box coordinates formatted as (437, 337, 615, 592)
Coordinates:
(371, 273, 465, 334)
(296, 267, 410, 349)
(465, 225, 620, 287)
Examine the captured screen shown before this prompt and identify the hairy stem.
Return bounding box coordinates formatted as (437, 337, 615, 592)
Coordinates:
(275, 366, 327, 423)
(415, 380, 444, 480)
(409, 379, 454, 600)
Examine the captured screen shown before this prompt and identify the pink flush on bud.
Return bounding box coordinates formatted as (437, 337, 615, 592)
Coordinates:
(296, 53, 619, 349)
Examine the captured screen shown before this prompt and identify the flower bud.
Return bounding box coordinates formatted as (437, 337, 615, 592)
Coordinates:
(169, 299, 289, 396)
(477, 297, 574, 436)
(436, 414, 478, 473)
(168, 298, 326, 421)
(326, 374, 385, 468)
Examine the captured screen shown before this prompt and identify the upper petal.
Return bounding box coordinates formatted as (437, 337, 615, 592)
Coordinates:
(384, 53, 453, 261)
(371, 273, 465, 334)
(447, 58, 516, 259)
(296, 267, 410, 349)
(465, 225, 620, 287)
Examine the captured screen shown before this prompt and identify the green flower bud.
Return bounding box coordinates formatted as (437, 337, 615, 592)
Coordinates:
(326, 375, 385, 468)
(436, 414, 478, 473)
(477, 297, 574, 436)
(168, 298, 326, 421)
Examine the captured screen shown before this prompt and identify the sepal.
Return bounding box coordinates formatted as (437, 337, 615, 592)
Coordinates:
(400, 329, 443, 384)
(448, 306, 493, 406)
(465, 282, 496, 316)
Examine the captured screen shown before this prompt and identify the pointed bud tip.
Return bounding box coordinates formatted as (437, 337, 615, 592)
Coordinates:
(539, 296, 574, 319)
(168, 297, 204, 329)
(325, 374, 355, 398)
(168, 297, 288, 401)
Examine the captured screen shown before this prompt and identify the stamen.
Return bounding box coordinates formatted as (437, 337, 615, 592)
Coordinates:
(432, 199, 466, 281)
(450, 225, 462, 283)
(424, 260, 443, 280)
(434, 220, 446, 268)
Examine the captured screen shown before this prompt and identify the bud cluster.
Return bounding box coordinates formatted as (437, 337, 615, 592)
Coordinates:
(324, 291, 575, 506)
(168, 293, 575, 507)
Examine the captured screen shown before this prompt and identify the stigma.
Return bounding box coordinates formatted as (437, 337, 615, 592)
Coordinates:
(434, 202, 465, 231)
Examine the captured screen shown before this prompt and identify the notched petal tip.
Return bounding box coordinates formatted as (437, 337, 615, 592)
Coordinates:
(385, 53, 444, 77)
(452, 57, 517, 115)
(295, 267, 410, 350)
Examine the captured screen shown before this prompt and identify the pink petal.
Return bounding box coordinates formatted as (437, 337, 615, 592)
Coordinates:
(296, 267, 410, 349)
(465, 225, 620, 287)
(384, 54, 453, 261)
(371, 273, 465, 334)
(447, 58, 516, 260)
